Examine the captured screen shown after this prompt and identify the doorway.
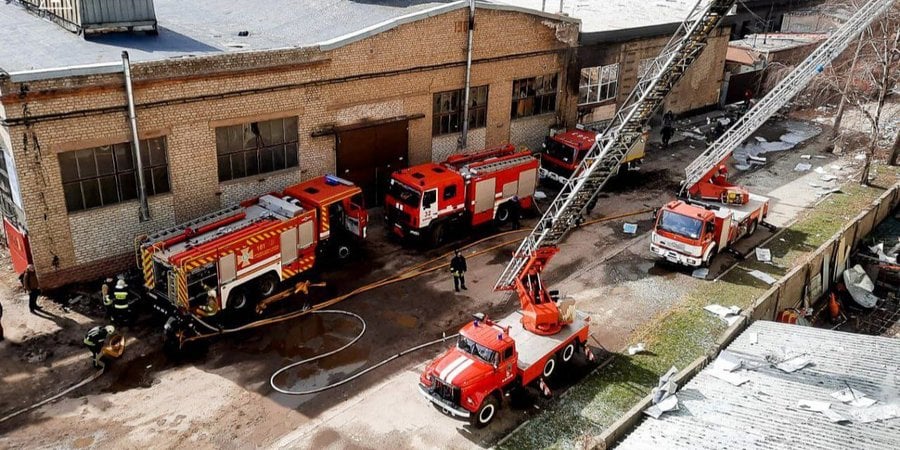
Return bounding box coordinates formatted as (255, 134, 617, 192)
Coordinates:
(336, 120, 409, 206)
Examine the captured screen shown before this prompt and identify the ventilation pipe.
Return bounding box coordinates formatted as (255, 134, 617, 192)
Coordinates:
(459, 0, 476, 150)
(122, 51, 150, 222)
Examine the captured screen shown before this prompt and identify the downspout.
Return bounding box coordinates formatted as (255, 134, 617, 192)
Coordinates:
(122, 51, 150, 221)
(459, 0, 476, 150)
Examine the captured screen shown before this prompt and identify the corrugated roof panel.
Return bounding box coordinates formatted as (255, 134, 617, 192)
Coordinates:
(618, 321, 900, 450)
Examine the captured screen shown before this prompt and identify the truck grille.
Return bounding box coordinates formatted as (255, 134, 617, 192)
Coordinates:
(433, 379, 460, 404)
(388, 207, 413, 226)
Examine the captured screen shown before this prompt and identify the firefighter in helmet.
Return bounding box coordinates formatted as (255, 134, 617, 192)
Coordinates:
(110, 278, 135, 324)
(711, 164, 728, 185)
(83, 325, 116, 368)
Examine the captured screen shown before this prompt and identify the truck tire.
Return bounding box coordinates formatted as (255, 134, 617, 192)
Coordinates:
(748, 219, 758, 236)
(559, 342, 576, 363)
(469, 396, 499, 428)
(429, 223, 446, 246)
(702, 245, 717, 269)
(335, 244, 352, 260)
(542, 356, 557, 378)
(256, 273, 279, 298)
(495, 204, 511, 225)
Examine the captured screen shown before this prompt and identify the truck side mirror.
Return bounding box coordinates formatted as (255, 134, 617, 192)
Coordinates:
(706, 222, 715, 234)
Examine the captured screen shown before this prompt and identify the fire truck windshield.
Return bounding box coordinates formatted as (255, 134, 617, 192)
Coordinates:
(389, 181, 421, 207)
(458, 335, 498, 365)
(659, 210, 704, 240)
(544, 138, 575, 163)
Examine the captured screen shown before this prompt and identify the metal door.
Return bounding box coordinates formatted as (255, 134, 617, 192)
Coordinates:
(336, 120, 409, 206)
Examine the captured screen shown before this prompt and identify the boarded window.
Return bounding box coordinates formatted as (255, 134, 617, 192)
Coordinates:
(60, 137, 170, 213)
(511, 74, 558, 120)
(432, 85, 489, 136)
(216, 117, 300, 182)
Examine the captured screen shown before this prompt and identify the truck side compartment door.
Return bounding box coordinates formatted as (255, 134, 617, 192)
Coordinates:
(517, 168, 537, 198)
(421, 189, 438, 225)
(281, 227, 298, 265)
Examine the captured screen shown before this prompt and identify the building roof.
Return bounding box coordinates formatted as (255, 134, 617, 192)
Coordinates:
(729, 33, 828, 54)
(725, 46, 761, 66)
(617, 321, 900, 450)
(0, 0, 573, 81)
(493, 0, 708, 36)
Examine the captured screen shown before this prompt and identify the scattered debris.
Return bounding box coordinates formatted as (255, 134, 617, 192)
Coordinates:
(831, 387, 868, 403)
(754, 136, 767, 142)
(711, 351, 743, 372)
(748, 270, 777, 285)
(691, 268, 709, 279)
(820, 174, 837, 182)
(800, 154, 811, 159)
(626, 343, 646, 356)
(704, 304, 742, 326)
(854, 153, 866, 160)
(533, 191, 548, 200)
(823, 408, 851, 423)
(846, 403, 900, 423)
(775, 355, 811, 373)
(842, 264, 879, 308)
(849, 397, 878, 408)
(794, 162, 812, 172)
(797, 399, 831, 412)
(646, 366, 680, 419)
(748, 155, 767, 164)
(709, 368, 750, 386)
(623, 223, 638, 234)
(868, 242, 899, 263)
(755, 248, 772, 263)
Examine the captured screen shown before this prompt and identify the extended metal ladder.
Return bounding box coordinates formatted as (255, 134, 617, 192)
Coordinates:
(144, 205, 242, 246)
(495, 0, 736, 290)
(681, 0, 895, 192)
(462, 154, 535, 176)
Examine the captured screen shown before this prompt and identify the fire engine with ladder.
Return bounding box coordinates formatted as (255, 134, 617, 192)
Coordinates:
(651, 0, 895, 268)
(138, 175, 368, 340)
(386, 144, 538, 245)
(419, 0, 738, 427)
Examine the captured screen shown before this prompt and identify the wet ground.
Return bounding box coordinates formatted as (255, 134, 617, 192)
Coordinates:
(0, 112, 856, 449)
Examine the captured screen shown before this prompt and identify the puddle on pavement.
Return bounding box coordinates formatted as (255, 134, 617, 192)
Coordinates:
(733, 120, 822, 170)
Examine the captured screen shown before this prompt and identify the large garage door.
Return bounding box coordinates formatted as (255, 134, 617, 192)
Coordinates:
(336, 121, 409, 206)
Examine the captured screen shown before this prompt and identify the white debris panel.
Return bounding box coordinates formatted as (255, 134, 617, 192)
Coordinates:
(617, 321, 900, 450)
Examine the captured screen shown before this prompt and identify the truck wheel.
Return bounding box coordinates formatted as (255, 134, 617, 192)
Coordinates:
(429, 223, 446, 246)
(335, 244, 352, 260)
(257, 273, 279, 298)
(542, 356, 557, 378)
(470, 396, 499, 428)
(495, 205, 511, 225)
(702, 246, 717, 269)
(748, 219, 758, 235)
(560, 342, 576, 363)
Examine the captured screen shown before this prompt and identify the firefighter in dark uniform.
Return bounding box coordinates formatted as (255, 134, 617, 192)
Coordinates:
(83, 325, 116, 368)
(450, 250, 468, 292)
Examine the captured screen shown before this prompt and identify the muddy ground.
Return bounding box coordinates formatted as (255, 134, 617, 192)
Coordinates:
(0, 113, 864, 449)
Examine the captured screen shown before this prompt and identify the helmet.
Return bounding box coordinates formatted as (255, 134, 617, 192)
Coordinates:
(115, 279, 127, 289)
(718, 165, 728, 174)
(105, 325, 116, 334)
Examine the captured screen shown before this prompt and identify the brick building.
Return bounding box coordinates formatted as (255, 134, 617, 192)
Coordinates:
(0, 0, 579, 289)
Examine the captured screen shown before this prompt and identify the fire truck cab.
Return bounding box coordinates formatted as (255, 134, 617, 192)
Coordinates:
(540, 128, 647, 184)
(139, 175, 367, 327)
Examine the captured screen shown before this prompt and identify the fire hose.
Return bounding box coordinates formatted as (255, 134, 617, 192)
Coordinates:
(0, 368, 105, 424)
(269, 310, 459, 395)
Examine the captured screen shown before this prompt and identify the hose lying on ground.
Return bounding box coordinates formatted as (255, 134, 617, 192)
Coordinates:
(269, 310, 459, 395)
(0, 368, 105, 424)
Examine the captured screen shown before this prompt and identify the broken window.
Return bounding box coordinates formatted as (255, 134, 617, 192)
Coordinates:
(432, 85, 489, 136)
(60, 137, 171, 213)
(216, 117, 299, 182)
(511, 74, 559, 119)
(578, 63, 619, 105)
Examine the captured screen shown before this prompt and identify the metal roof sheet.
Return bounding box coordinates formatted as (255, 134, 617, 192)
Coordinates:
(617, 320, 900, 450)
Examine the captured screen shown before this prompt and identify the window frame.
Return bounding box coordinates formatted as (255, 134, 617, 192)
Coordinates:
(215, 116, 300, 183)
(432, 85, 489, 136)
(60, 137, 171, 213)
(443, 184, 457, 200)
(510, 74, 559, 120)
(578, 63, 619, 106)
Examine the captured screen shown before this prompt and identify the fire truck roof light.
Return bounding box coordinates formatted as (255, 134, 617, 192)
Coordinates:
(324, 174, 354, 186)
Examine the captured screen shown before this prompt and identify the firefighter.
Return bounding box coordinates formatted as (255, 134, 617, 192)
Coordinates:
(509, 196, 522, 230)
(20, 264, 41, 313)
(711, 165, 728, 186)
(83, 325, 115, 368)
(110, 279, 135, 325)
(661, 111, 675, 148)
(450, 250, 468, 292)
(195, 285, 220, 317)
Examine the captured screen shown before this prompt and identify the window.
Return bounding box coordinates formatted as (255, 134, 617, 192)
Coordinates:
(423, 190, 437, 208)
(511, 74, 558, 119)
(0, 150, 14, 218)
(578, 64, 619, 105)
(216, 117, 299, 182)
(503, 347, 514, 361)
(443, 185, 457, 200)
(637, 57, 656, 79)
(60, 137, 170, 213)
(432, 86, 489, 136)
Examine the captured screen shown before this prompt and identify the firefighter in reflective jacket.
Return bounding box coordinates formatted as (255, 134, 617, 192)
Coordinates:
(110, 279, 134, 324)
(84, 325, 115, 368)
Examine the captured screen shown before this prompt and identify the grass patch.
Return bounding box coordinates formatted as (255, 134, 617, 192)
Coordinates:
(499, 164, 899, 449)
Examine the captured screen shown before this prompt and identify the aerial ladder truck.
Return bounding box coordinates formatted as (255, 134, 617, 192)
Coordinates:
(651, 0, 896, 268)
(419, 0, 738, 427)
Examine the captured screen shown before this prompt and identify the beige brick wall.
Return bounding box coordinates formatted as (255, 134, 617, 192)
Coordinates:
(431, 127, 487, 162)
(68, 194, 175, 265)
(510, 114, 557, 152)
(0, 7, 576, 288)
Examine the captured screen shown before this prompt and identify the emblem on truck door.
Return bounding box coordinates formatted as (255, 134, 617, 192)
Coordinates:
(239, 248, 254, 268)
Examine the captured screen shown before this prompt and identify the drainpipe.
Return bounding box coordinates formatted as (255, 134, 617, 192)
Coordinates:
(122, 51, 150, 222)
(459, 0, 476, 150)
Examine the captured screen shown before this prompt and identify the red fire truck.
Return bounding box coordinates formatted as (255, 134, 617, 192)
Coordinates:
(540, 128, 647, 184)
(650, 159, 769, 267)
(386, 144, 539, 244)
(418, 248, 593, 427)
(138, 175, 368, 329)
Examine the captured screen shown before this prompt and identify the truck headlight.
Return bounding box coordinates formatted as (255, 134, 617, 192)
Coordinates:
(467, 397, 474, 405)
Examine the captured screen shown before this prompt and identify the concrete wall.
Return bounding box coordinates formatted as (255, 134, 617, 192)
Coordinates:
(0, 7, 577, 288)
